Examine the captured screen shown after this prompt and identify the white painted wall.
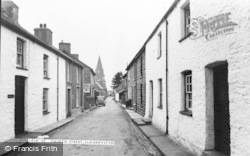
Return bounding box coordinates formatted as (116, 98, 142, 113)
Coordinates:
(0, 25, 67, 142)
(0, 26, 16, 142)
(58, 57, 66, 120)
(167, 0, 250, 155)
(145, 21, 167, 133)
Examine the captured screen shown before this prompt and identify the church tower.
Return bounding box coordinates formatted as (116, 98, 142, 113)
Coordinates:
(95, 56, 107, 95)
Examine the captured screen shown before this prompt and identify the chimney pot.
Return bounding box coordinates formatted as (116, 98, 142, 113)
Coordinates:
(34, 24, 53, 45)
(59, 42, 71, 54)
(2, 1, 19, 24)
(72, 54, 79, 60)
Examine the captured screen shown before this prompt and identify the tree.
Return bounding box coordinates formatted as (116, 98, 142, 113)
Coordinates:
(111, 72, 123, 89)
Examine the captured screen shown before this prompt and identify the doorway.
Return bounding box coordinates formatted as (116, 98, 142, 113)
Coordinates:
(15, 76, 25, 135)
(67, 88, 72, 117)
(205, 61, 230, 155)
(149, 81, 153, 118)
(134, 86, 137, 111)
(213, 62, 230, 155)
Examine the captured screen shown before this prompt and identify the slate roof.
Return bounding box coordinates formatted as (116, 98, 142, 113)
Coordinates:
(1, 13, 94, 71)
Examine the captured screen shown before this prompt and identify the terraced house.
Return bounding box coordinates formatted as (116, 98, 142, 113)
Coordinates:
(83, 65, 96, 110)
(0, 1, 92, 142)
(126, 0, 250, 155)
(126, 47, 146, 117)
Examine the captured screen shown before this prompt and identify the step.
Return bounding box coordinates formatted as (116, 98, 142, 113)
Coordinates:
(142, 118, 152, 125)
(133, 118, 146, 126)
(202, 150, 227, 156)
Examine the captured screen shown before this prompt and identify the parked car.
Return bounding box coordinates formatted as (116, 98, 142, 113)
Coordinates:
(97, 96, 105, 106)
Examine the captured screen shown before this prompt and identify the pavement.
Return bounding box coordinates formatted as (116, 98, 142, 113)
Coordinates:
(121, 103, 195, 156)
(0, 106, 97, 156)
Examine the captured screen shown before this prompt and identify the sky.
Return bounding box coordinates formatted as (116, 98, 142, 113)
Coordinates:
(12, 0, 173, 90)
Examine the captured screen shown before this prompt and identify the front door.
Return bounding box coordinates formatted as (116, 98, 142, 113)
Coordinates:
(67, 89, 71, 117)
(15, 76, 25, 135)
(134, 86, 137, 111)
(213, 63, 230, 155)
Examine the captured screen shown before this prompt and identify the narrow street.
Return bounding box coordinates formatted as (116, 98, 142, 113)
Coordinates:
(48, 97, 162, 156)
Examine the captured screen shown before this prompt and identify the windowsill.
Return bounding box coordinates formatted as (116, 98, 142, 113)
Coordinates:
(16, 66, 28, 71)
(179, 33, 192, 43)
(157, 105, 163, 109)
(44, 77, 50, 80)
(43, 111, 50, 115)
(179, 110, 192, 117)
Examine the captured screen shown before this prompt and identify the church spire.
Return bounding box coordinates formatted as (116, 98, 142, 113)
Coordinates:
(95, 56, 104, 76)
(95, 56, 106, 89)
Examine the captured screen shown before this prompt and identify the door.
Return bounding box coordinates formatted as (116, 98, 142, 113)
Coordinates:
(213, 63, 230, 155)
(76, 87, 80, 108)
(149, 81, 153, 118)
(134, 86, 137, 111)
(67, 89, 71, 117)
(15, 76, 25, 135)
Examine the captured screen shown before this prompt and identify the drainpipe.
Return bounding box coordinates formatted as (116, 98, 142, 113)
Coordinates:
(81, 67, 84, 112)
(57, 55, 59, 121)
(166, 20, 169, 134)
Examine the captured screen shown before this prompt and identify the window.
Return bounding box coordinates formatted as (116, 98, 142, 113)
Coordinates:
(76, 66, 79, 83)
(43, 55, 49, 78)
(43, 89, 48, 112)
(157, 32, 162, 58)
(158, 79, 162, 109)
(76, 87, 80, 107)
(183, 3, 190, 37)
(134, 64, 137, 80)
(17, 39, 24, 67)
(184, 70, 192, 111)
(67, 63, 70, 82)
(140, 84, 143, 105)
(140, 57, 143, 77)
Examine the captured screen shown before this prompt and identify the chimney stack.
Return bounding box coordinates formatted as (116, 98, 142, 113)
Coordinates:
(72, 54, 79, 60)
(59, 41, 71, 54)
(34, 24, 53, 45)
(1, 0, 19, 24)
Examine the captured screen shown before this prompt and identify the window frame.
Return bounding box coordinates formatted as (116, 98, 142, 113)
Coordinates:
(158, 78, 163, 109)
(76, 66, 79, 84)
(140, 56, 143, 77)
(17, 39, 24, 68)
(43, 55, 49, 78)
(157, 32, 162, 59)
(43, 88, 49, 112)
(184, 4, 190, 37)
(67, 62, 70, 82)
(140, 84, 143, 105)
(183, 70, 192, 112)
(76, 87, 80, 107)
